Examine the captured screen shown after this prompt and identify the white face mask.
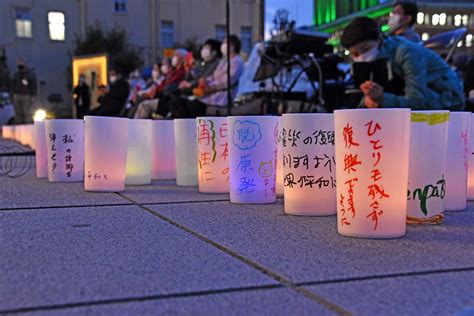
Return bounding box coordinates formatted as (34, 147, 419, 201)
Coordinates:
(109, 75, 117, 83)
(388, 14, 402, 31)
(161, 64, 170, 75)
(171, 56, 179, 67)
(201, 47, 211, 61)
(221, 43, 228, 57)
(152, 69, 159, 79)
(352, 45, 379, 63)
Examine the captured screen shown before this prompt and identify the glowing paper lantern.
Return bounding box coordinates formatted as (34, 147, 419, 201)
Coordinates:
(196, 117, 229, 193)
(467, 113, 474, 200)
(282, 113, 336, 215)
(45, 119, 85, 182)
(334, 109, 410, 238)
(25, 124, 35, 149)
(228, 116, 279, 204)
(444, 112, 471, 211)
(151, 120, 176, 180)
(2, 125, 12, 139)
(407, 111, 449, 224)
(34, 121, 48, 178)
(276, 117, 284, 197)
(84, 116, 129, 192)
(126, 119, 152, 185)
(174, 119, 198, 186)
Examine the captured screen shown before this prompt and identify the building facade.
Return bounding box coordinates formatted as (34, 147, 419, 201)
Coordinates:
(0, 0, 263, 116)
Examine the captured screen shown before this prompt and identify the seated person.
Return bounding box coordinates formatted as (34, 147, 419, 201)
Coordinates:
(341, 17, 464, 110)
(388, 2, 421, 43)
(89, 69, 130, 116)
(134, 51, 187, 119)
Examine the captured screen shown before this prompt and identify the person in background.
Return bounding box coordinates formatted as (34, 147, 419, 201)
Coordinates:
(341, 17, 464, 110)
(73, 74, 91, 119)
(96, 84, 108, 108)
(0, 51, 10, 93)
(89, 69, 130, 116)
(11, 58, 37, 123)
(388, 1, 421, 43)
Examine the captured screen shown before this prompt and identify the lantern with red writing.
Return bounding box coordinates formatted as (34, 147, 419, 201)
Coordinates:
(151, 120, 176, 180)
(445, 112, 471, 211)
(196, 117, 229, 193)
(282, 113, 336, 215)
(334, 109, 410, 238)
(407, 111, 449, 224)
(228, 116, 279, 204)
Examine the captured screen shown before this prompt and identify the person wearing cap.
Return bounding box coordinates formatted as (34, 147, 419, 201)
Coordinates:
(388, 1, 421, 43)
(11, 58, 37, 123)
(341, 17, 464, 110)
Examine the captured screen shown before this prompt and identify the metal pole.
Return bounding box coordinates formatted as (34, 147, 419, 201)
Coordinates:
(226, 0, 232, 116)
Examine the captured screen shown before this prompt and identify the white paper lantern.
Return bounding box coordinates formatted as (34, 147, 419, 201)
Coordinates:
(34, 121, 48, 178)
(174, 119, 198, 186)
(84, 116, 129, 192)
(407, 111, 449, 224)
(126, 119, 152, 185)
(282, 113, 336, 216)
(25, 124, 35, 149)
(445, 112, 471, 211)
(151, 120, 176, 180)
(467, 113, 474, 200)
(45, 119, 85, 182)
(196, 117, 229, 193)
(334, 109, 410, 238)
(2, 125, 12, 139)
(276, 116, 284, 197)
(228, 116, 279, 204)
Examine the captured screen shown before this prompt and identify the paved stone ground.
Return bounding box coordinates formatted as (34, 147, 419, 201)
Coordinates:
(1, 139, 474, 315)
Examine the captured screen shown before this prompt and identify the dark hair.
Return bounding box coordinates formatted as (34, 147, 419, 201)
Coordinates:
(228, 34, 241, 54)
(203, 38, 222, 58)
(394, 2, 418, 27)
(340, 17, 380, 49)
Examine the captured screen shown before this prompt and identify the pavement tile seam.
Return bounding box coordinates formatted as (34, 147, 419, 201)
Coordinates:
(116, 193, 352, 316)
(0, 203, 134, 212)
(141, 198, 230, 206)
(0, 284, 287, 315)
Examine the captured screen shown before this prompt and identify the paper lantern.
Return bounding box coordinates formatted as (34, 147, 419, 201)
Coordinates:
(2, 125, 12, 139)
(276, 117, 284, 197)
(228, 116, 279, 204)
(25, 124, 35, 150)
(467, 113, 474, 200)
(334, 109, 410, 238)
(407, 111, 449, 224)
(444, 112, 471, 211)
(45, 119, 85, 182)
(151, 120, 176, 180)
(196, 117, 229, 193)
(126, 119, 152, 185)
(84, 116, 129, 192)
(174, 119, 198, 186)
(34, 121, 48, 178)
(282, 113, 336, 216)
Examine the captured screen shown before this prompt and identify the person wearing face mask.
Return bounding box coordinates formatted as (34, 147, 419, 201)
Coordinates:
(341, 17, 464, 110)
(73, 74, 91, 119)
(388, 2, 421, 44)
(11, 58, 37, 123)
(89, 68, 130, 116)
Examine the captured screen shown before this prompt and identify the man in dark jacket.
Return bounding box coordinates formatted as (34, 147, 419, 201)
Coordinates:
(73, 74, 91, 119)
(0, 53, 10, 93)
(12, 58, 37, 123)
(89, 69, 130, 116)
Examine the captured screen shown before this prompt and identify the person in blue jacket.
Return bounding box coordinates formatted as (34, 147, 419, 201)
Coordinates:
(341, 17, 464, 110)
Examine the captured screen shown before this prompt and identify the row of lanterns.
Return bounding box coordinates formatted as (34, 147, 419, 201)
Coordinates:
(2, 109, 473, 239)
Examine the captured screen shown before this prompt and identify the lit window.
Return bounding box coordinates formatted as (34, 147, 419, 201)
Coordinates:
(417, 12, 424, 25)
(439, 13, 446, 26)
(241, 27, 252, 53)
(421, 33, 430, 41)
(462, 14, 469, 26)
(454, 14, 462, 27)
(424, 14, 430, 25)
(114, 0, 127, 14)
(15, 8, 32, 38)
(458, 41, 463, 48)
(466, 34, 473, 48)
(48, 12, 65, 41)
(432, 14, 439, 26)
(215, 25, 226, 42)
(161, 21, 174, 48)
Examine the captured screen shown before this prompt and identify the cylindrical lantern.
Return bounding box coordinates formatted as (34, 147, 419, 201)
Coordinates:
(228, 116, 279, 204)
(2, 125, 12, 139)
(174, 119, 198, 186)
(334, 109, 410, 238)
(445, 112, 471, 211)
(126, 119, 152, 185)
(151, 120, 176, 180)
(196, 117, 229, 193)
(45, 119, 85, 182)
(84, 116, 129, 192)
(34, 121, 48, 178)
(276, 117, 284, 197)
(282, 113, 336, 216)
(26, 124, 35, 150)
(467, 113, 474, 200)
(407, 111, 449, 224)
